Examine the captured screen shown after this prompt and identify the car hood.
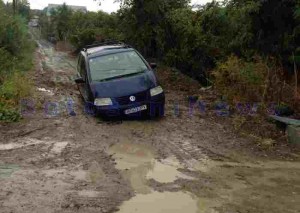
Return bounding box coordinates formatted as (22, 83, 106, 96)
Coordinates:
(90, 71, 157, 98)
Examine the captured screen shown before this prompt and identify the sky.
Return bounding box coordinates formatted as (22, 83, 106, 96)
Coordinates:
(4, 0, 213, 13)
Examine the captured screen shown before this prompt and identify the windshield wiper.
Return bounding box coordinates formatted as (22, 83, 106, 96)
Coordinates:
(95, 71, 146, 82)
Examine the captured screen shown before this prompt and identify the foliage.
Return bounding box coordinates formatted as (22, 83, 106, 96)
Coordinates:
(50, 3, 73, 40)
(41, 6, 122, 49)
(213, 55, 267, 103)
(42, 0, 299, 109)
(0, 72, 33, 104)
(17, 0, 31, 20)
(0, 48, 15, 80)
(0, 0, 35, 122)
(0, 105, 21, 122)
(0, 9, 29, 56)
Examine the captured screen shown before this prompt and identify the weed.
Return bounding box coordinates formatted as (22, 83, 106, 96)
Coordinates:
(232, 115, 247, 131)
(0, 105, 21, 122)
(213, 55, 267, 103)
(0, 72, 34, 106)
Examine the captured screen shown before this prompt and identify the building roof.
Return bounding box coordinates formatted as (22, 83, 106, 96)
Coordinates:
(46, 4, 87, 16)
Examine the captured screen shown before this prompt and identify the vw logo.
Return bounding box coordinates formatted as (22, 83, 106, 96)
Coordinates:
(129, 96, 136, 102)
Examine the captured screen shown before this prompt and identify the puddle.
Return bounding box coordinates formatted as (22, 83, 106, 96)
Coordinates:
(117, 191, 199, 213)
(123, 164, 153, 194)
(147, 157, 195, 183)
(0, 164, 19, 179)
(108, 142, 155, 193)
(108, 142, 155, 170)
(108, 142, 194, 194)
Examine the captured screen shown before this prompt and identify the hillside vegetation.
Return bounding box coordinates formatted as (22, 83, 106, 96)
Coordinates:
(41, 0, 299, 110)
(1, 0, 299, 122)
(0, 0, 35, 122)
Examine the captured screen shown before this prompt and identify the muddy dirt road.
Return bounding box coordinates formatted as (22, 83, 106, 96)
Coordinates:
(0, 40, 300, 213)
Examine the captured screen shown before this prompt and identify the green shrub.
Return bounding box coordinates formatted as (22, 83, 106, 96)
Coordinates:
(0, 48, 15, 81)
(213, 55, 267, 103)
(0, 2, 35, 118)
(69, 29, 96, 49)
(0, 72, 34, 106)
(0, 106, 21, 122)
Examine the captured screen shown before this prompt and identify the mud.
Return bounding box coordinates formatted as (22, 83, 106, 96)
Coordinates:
(0, 38, 300, 213)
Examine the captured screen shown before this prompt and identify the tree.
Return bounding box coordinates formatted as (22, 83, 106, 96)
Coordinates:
(50, 3, 73, 40)
(12, 0, 16, 14)
(18, 0, 30, 20)
(117, 0, 190, 57)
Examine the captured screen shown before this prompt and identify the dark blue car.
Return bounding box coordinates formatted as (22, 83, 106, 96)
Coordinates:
(75, 42, 165, 118)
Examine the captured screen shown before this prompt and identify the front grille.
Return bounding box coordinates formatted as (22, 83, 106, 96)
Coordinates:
(116, 91, 148, 105)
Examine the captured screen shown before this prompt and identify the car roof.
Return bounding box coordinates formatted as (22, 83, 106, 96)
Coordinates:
(83, 44, 134, 59)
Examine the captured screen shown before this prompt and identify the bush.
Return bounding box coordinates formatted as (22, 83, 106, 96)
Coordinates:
(0, 1, 35, 122)
(0, 48, 15, 82)
(0, 105, 21, 122)
(0, 72, 34, 106)
(69, 29, 96, 49)
(213, 55, 267, 103)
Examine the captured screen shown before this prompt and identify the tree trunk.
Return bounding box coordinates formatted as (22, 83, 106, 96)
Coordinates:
(13, 0, 17, 15)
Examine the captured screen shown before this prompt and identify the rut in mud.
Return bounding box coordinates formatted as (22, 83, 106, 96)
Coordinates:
(0, 40, 300, 213)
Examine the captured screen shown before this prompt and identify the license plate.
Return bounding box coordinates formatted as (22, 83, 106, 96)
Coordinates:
(124, 105, 147, 115)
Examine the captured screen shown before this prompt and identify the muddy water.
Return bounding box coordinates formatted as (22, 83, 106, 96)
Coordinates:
(117, 191, 199, 213)
(108, 142, 194, 185)
(109, 141, 155, 170)
(146, 157, 195, 183)
(108, 140, 300, 213)
(108, 142, 199, 212)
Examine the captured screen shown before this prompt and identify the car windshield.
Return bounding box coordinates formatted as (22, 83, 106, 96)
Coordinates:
(89, 50, 148, 81)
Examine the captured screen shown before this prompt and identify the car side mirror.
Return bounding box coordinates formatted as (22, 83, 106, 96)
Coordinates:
(150, 63, 157, 69)
(75, 77, 85, 84)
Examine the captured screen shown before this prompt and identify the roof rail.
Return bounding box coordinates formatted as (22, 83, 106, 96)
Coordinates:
(83, 40, 131, 51)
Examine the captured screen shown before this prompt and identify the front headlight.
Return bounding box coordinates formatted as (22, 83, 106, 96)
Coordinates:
(94, 98, 113, 106)
(150, 86, 163, 97)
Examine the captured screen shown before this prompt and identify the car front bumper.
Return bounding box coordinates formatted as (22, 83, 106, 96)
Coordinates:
(95, 93, 165, 118)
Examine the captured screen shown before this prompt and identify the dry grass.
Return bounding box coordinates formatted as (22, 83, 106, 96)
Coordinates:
(156, 66, 202, 94)
(0, 72, 34, 107)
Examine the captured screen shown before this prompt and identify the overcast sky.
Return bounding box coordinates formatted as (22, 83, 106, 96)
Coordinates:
(5, 0, 213, 13)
